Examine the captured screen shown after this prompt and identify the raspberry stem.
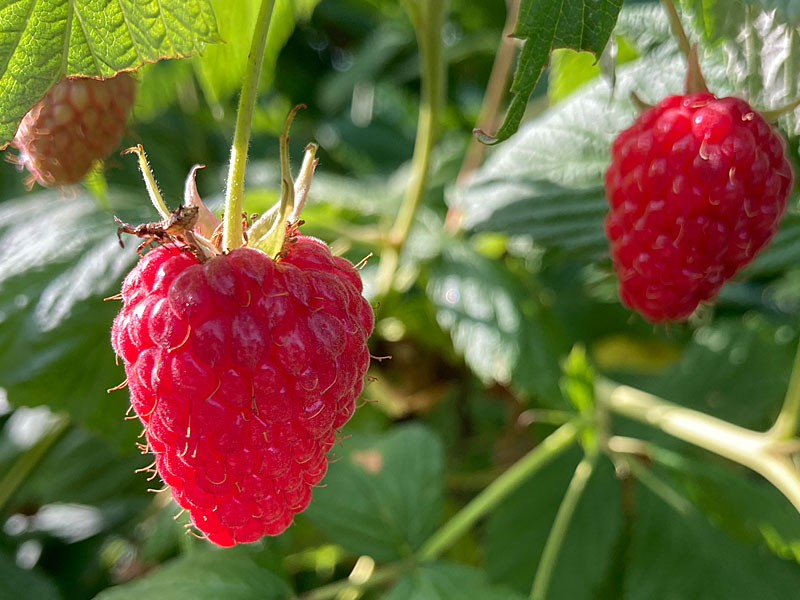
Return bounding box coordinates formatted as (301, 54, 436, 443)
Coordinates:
(530, 453, 598, 600)
(769, 341, 800, 440)
(376, 0, 446, 295)
(222, 0, 277, 252)
(416, 419, 583, 560)
(661, 0, 691, 59)
(597, 379, 800, 512)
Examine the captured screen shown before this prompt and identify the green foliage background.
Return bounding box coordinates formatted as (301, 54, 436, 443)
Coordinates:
(0, 0, 799, 598)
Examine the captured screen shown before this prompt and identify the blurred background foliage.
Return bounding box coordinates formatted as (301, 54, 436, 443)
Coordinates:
(1, 0, 800, 598)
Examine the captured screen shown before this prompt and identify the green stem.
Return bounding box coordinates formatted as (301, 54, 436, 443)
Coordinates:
(0, 413, 69, 513)
(417, 420, 582, 560)
(530, 453, 597, 600)
(612, 451, 694, 515)
(770, 339, 800, 440)
(597, 379, 800, 512)
(376, 0, 446, 295)
(744, 4, 760, 102)
(299, 561, 411, 600)
(222, 0, 277, 252)
(661, 0, 691, 58)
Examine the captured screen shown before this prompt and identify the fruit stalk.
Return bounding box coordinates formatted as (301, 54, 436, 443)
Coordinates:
(530, 453, 597, 600)
(597, 379, 800, 512)
(222, 0, 277, 252)
(417, 419, 582, 560)
(661, 0, 691, 58)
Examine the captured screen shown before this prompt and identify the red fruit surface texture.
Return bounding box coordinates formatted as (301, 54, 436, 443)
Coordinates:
(605, 92, 794, 322)
(12, 73, 136, 187)
(111, 238, 374, 546)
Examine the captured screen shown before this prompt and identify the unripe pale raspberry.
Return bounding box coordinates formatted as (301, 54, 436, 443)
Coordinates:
(111, 238, 373, 546)
(12, 73, 136, 187)
(604, 93, 794, 322)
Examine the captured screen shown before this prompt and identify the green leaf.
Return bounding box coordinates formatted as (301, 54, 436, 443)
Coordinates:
(747, 0, 800, 24)
(8, 425, 147, 511)
(620, 316, 796, 430)
(457, 180, 609, 262)
(483, 0, 623, 144)
(316, 23, 412, 114)
(195, 0, 320, 110)
(678, 0, 800, 133)
(678, 0, 749, 44)
(0, 190, 152, 449)
(456, 51, 682, 259)
(454, 4, 735, 262)
(0, 551, 61, 600)
(93, 548, 290, 600)
(650, 447, 800, 563)
(426, 241, 564, 405)
(0, 0, 221, 146)
(624, 487, 800, 599)
(303, 424, 444, 562)
(382, 562, 526, 600)
(745, 211, 800, 276)
(485, 452, 621, 597)
(548, 49, 603, 104)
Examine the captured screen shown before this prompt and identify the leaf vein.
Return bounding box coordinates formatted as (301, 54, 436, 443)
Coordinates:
(116, 0, 144, 65)
(0, 0, 39, 81)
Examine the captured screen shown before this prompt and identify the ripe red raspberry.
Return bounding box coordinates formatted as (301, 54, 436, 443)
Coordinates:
(110, 238, 374, 546)
(605, 92, 794, 321)
(11, 73, 136, 187)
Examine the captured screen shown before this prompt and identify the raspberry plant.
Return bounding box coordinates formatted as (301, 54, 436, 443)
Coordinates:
(1, 0, 800, 599)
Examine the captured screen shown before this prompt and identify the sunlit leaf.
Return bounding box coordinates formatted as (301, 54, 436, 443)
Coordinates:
(484, 0, 623, 144)
(0, 0, 221, 145)
(0, 190, 151, 448)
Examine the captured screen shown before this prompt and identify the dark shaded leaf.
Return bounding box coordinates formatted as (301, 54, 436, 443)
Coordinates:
(651, 447, 800, 563)
(382, 562, 526, 600)
(624, 487, 800, 599)
(0, 550, 61, 600)
(485, 452, 621, 598)
(94, 548, 290, 600)
(618, 316, 797, 431)
(304, 424, 444, 562)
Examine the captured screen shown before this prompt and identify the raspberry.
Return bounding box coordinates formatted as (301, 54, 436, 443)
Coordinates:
(604, 92, 794, 321)
(11, 73, 136, 187)
(111, 238, 374, 546)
